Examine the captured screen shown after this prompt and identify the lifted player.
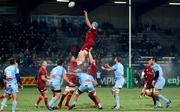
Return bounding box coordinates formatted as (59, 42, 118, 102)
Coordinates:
(76, 10, 98, 66)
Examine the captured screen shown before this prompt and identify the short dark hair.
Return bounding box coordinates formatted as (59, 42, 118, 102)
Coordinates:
(151, 57, 157, 62)
(9, 58, 16, 65)
(116, 56, 121, 62)
(57, 59, 63, 65)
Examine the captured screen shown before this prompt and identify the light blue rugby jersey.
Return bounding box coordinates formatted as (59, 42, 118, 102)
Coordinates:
(112, 63, 124, 80)
(152, 63, 164, 81)
(4, 65, 19, 84)
(50, 66, 67, 84)
(76, 72, 94, 87)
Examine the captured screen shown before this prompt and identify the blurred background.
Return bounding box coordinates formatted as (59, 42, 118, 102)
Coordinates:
(0, 0, 180, 87)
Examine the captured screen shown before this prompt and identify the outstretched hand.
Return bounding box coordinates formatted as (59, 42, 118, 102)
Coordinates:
(84, 10, 88, 15)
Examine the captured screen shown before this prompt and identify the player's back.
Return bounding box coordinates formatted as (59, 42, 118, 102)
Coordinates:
(50, 66, 66, 84)
(85, 29, 97, 42)
(77, 72, 94, 87)
(152, 63, 164, 80)
(4, 65, 18, 84)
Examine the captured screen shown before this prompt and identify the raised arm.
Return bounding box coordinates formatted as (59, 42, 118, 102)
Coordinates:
(84, 10, 93, 29)
(88, 49, 94, 64)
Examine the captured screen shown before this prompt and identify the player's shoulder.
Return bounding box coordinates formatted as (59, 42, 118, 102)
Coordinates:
(5, 65, 15, 70)
(90, 28, 97, 33)
(153, 63, 159, 68)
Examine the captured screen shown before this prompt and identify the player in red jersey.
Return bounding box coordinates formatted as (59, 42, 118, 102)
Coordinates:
(87, 48, 97, 79)
(58, 56, 77, 109)
(140, 60, 156, 105)
(35, 61, 50, 109)
(86, 49, 102, 109)
(76, 10, 99, 66)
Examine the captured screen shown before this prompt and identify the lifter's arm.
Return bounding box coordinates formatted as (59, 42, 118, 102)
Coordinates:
(88, 49, 94, 64)
(63, 73, 75, 86)
(84, 10, 93, 29)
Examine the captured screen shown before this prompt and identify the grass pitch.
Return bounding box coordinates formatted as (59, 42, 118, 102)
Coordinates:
(0, 87, 179, 112)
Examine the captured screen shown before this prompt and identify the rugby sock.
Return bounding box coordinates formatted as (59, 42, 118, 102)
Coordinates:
(73, 101, 77, 105)
(1, 98, 7, 110)
(156, 97, 162, 107)
(115, 95, 120, 108)
(89, 95, 98, 106)
(158, 95, 169, 102)
(98, 103, 102, 108)
(59, 94, 66, 105)
(65, 94, 72, 106)
(52, 101, 57, 108)
(36, 95, 43, 105)
(12, 100, 17, 112)
(49, 97, 56, 108)
(44, 97, 48, 107)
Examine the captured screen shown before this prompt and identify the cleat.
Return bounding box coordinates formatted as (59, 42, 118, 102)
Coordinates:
(69, 104, 75, 110)
(35, 104, 39, 108)
(155, 105, 163, 108)
(98, 107, 103, 110)
(111, 105, 116, 109)
(58, 104, 62, 109)
(52, 106, 58, 110)
(166, 100, 171, 108)
(112, 106, 120, 110)
(65, 104, 70, 110)
(47, 106, 53, 111)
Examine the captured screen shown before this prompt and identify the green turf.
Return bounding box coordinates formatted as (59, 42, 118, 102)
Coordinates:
(0, 87, 179, 112)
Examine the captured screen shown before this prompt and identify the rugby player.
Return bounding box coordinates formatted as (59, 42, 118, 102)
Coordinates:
(102, 56, 125, 110)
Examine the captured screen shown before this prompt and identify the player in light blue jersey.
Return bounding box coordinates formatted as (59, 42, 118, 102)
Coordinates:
(69, 72, 102, 110)
(1, 58, 23, 112)
(150, 58, 171, 108)
(102, 56, 125, 110)
(48, 59, 74, 110)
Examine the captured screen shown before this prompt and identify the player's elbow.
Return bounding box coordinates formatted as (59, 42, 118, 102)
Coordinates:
(93, 81, 97, 87)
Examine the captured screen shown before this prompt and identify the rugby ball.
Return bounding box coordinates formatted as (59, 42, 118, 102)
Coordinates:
(68, 1, 75, 8)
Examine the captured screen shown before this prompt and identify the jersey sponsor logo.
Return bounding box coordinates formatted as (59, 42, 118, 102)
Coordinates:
(85, 79, 91, 82)
(50, 74, 56, 78)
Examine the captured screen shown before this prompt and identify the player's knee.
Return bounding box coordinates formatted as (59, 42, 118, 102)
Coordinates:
(43, 93, 48, 98)
(89, 91, 96, 97)
(145, 90, 152, 96)
(152, 89, 160, 96)
(112, 87, 120, 94)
